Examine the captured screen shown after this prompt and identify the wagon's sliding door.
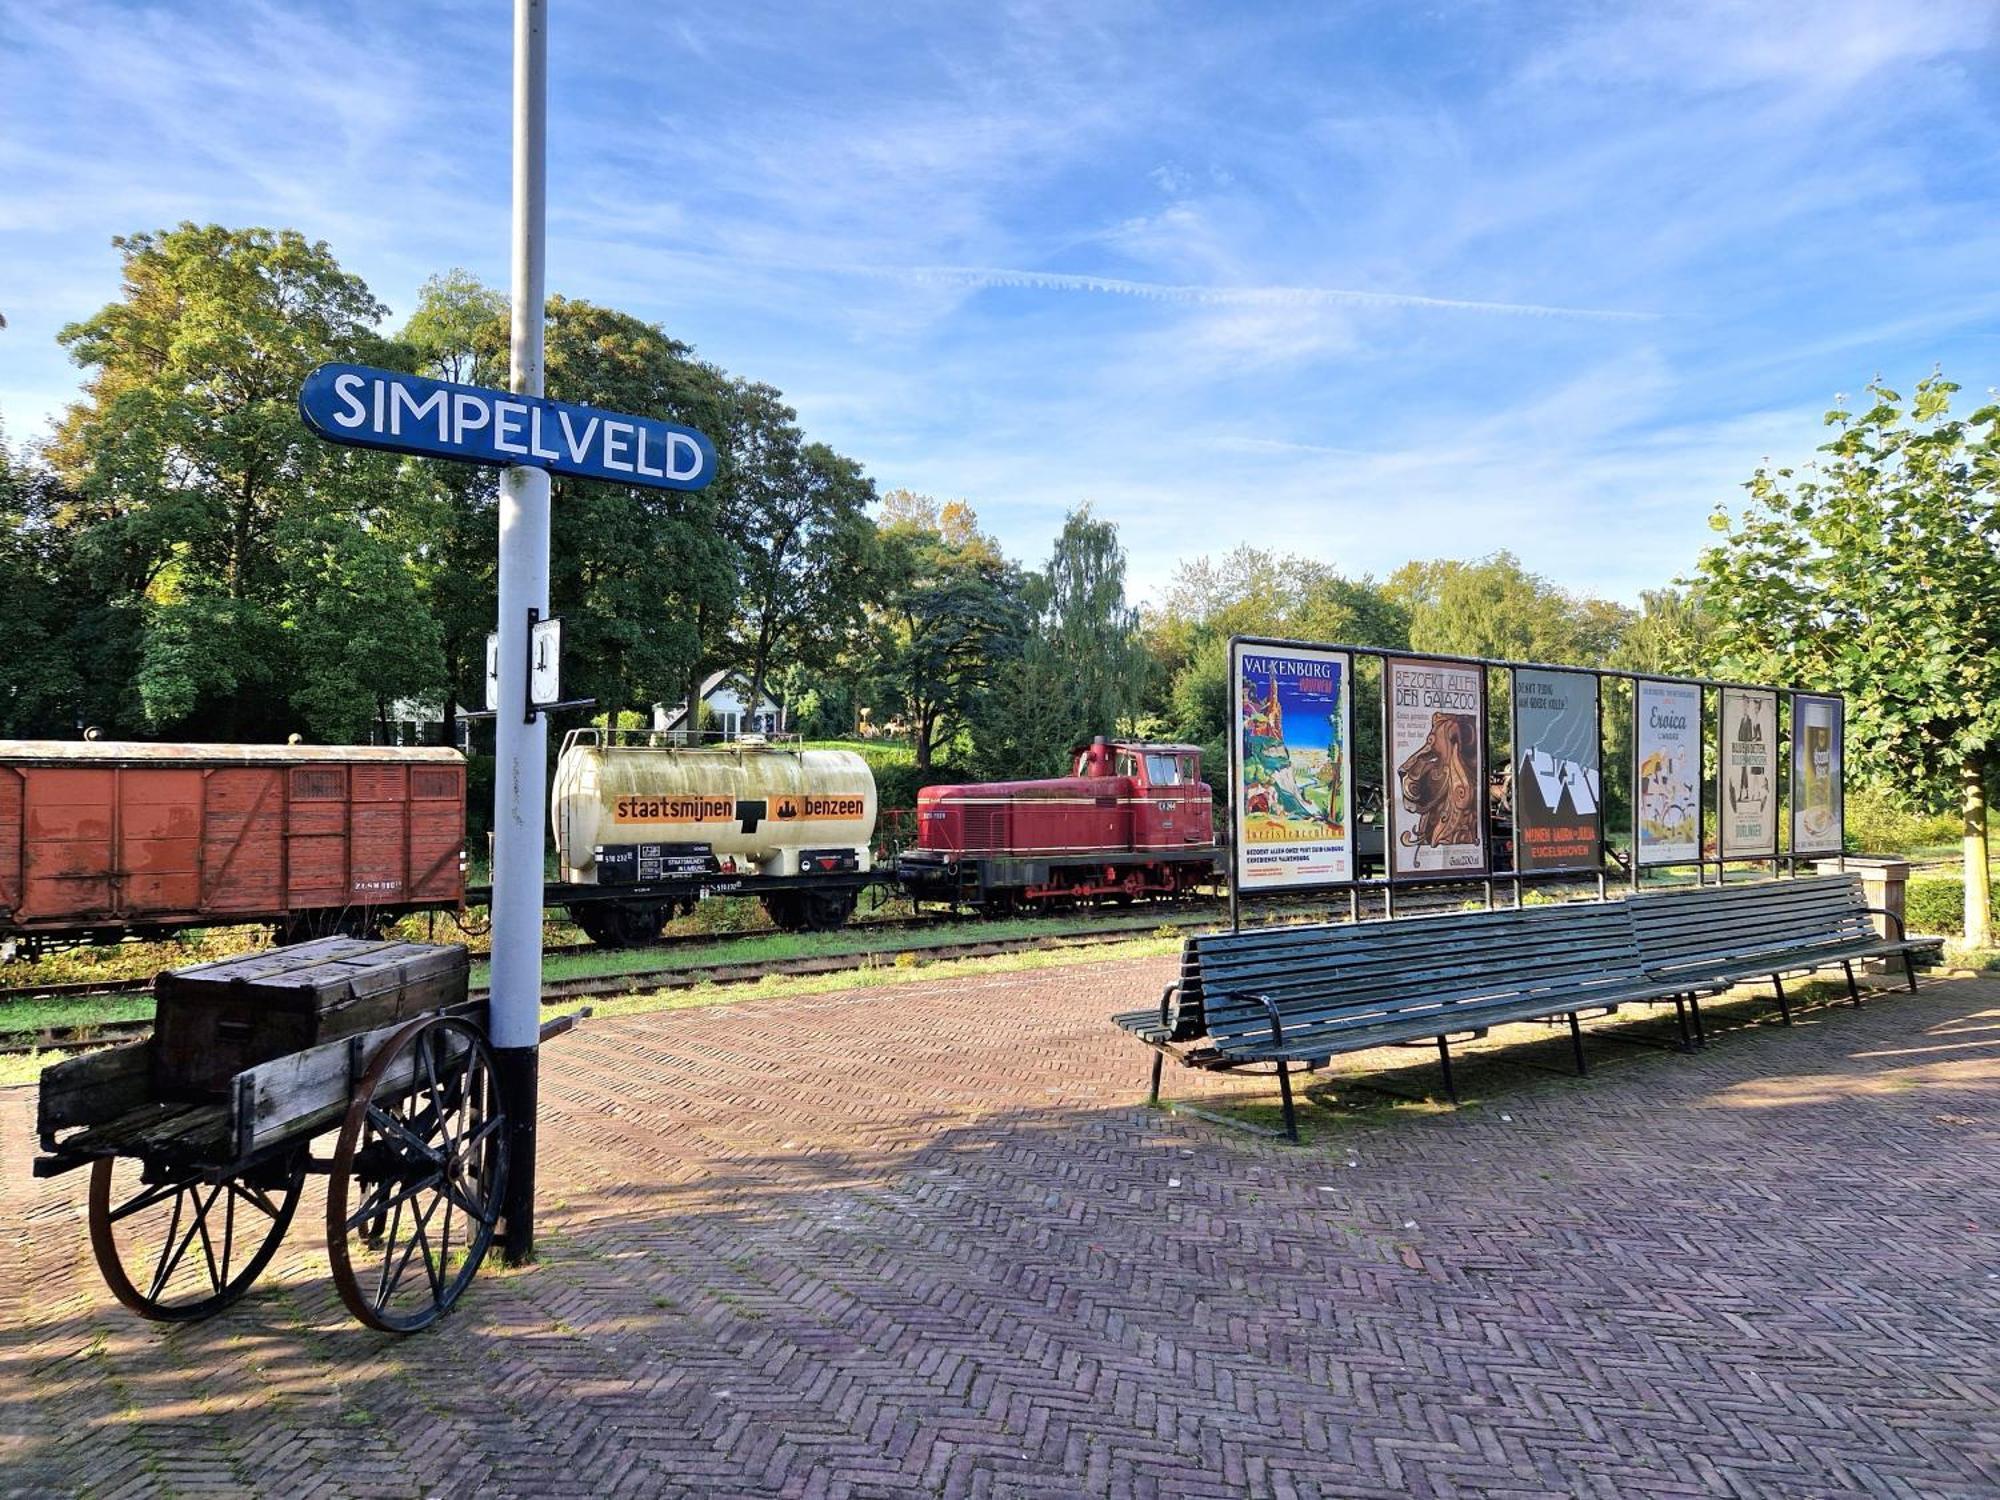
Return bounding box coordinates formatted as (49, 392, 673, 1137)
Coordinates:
(21, 768, 115, 919)
(114, 768, 203, 916)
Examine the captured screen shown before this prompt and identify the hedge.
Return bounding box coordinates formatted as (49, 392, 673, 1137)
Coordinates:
(1903, 872, 2000, 937)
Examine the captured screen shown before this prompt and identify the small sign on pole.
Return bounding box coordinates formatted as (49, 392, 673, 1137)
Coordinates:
(529, 615, 562, 710)
(484, 633, 502, 713)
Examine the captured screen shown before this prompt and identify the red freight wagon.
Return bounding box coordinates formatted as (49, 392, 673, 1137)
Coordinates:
(898, 737, 1220, 910)
(0, 742, 465, 954)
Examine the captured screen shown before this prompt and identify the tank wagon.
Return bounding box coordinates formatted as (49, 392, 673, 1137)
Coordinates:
(550, 729, 877, 943)
(897, 737, 1221, 911)
(0, 741, 465, 955)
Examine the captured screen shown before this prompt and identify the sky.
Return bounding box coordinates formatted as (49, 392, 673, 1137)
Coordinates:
(3, 0, 1997, 607)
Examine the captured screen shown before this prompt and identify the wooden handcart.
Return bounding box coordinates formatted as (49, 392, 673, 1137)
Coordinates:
(33, 939, 520, 1333)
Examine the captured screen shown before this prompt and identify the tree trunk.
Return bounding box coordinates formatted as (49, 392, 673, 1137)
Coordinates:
(1964, 755, 1991, 949)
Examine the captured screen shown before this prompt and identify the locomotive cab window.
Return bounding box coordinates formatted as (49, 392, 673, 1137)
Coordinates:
(1115, 752, 1139, 778)
(1143, 753, 1182, 785)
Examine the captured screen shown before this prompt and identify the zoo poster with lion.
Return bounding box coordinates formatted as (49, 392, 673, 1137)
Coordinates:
(1388, 658, 1488, 877)
(1232, 642, 1355, 889)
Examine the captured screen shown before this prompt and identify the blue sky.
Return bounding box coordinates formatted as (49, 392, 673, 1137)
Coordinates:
(3, 0, 1997, 606)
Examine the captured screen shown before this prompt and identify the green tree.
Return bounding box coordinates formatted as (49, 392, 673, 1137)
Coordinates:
(50, 223, 425, 739)
(402, 271, 508, 748)
(977, 505, 1149, 777)
(1696, 374, 2000, 944)
(718, 381, 879, 719)
(527, 296, 736, 729)
(865, 497, 1026, 770)
(1387, 552, 1630, 664)
(0, 443, 89, 734)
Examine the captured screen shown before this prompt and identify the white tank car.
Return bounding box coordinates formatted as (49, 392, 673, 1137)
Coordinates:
(551, 730, 878, 940)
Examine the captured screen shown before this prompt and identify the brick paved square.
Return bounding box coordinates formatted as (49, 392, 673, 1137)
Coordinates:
(3, 957, 1996, 1498)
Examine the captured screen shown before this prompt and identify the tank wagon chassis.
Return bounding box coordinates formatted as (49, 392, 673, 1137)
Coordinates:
(473, 869, 881, 946)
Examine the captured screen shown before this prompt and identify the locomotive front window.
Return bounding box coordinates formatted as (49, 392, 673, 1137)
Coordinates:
(1143, 753, 1182, 785)
(1115, 752, 1138, 778)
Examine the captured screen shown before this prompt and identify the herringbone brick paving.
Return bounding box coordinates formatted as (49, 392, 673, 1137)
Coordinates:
(2, 958, 1996, 1498)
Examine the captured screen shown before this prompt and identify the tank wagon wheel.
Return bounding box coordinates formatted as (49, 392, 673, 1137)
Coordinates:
(87, 1151, 306, 1322)
(326, 1015, 509, 1333)
(573, 901, 667, 949)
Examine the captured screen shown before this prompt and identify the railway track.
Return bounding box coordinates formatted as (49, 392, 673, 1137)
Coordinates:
(0, 879, 1603, 1058)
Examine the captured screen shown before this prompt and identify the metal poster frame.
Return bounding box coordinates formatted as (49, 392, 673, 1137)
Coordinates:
(1790, 691, 1846, 858)
(1716, 685, 1780, 863)
(1509, 665, 1605, 877)
(1384, 654, 1491, 885)
(1222, 634, 1844, 931)
(1227, 639, 1358, 899)
(1632, 677, 1704, 871)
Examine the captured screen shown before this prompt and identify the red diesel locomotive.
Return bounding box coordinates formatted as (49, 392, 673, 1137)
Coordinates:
(896, 737, 1221, 911)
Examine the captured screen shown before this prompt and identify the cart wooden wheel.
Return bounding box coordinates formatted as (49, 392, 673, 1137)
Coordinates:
(88, 1151, 306, 1322)
(326, 1014, 509, 1333)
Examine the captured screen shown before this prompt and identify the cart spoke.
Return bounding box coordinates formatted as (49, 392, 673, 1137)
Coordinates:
(367, 1101, 443, 1165)
(226, 1179, 285, 1221)
(191, 1184, 226, 1297)
(374, 1195, 407, 1309)
(343, 1166, 445, 1234)
(146, 1190, 203, 1305)
(379, 1191, 443, 1312)
(109, 1176, 188, 1225)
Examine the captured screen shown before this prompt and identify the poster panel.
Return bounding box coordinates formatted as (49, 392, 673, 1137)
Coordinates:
(1232, 642, 1355, 889)
(1387, 657, 1487, 878)
(1717, 687, 1778, 857)
(1791, 693, 1844, 855)
(1511, 668, 1602, 872)
(1635, 680, 1702, 866)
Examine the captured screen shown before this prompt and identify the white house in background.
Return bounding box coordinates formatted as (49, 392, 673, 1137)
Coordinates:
(653, 670, 786, 737)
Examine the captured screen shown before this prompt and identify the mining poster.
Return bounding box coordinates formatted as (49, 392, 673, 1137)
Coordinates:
(1387, 657, 1487, 878)
(1636, 680, 1702, 865)
(1233, 642, 1354, 889)
(1511, 668, 1602, 872)
(1791, 693, 1844, 855)
(1718, 686, 1778, 857)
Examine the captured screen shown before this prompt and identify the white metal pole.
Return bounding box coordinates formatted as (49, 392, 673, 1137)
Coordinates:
(492, 0, 549, 1264)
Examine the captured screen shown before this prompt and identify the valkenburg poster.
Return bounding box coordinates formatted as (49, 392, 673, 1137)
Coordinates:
(1234, 643, 1355, 889)
(1636, 680, 1701, 865)
(1511, 668, 1601, 872)
(1719, 687, 1777, 857)
(1388, 658, 1486, 878)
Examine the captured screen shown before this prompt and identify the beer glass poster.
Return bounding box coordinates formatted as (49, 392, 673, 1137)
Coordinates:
(1233, 643, 1354, 888)
(1636, 680, 1702, 865)
(1511, 668, 1601, 872)
(1388, 658, 1486, 877)
(1718, 687, 1777, 856)
(1791, 694, 1844, 855)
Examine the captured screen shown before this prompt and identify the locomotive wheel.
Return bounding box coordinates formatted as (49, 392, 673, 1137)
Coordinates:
(327, 1016, 509, 1334)
(573, 900, 667, 949)
(88, 1151, 306, 1322)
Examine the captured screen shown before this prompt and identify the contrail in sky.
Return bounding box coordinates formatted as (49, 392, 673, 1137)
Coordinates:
(843, 264, 1660, 322)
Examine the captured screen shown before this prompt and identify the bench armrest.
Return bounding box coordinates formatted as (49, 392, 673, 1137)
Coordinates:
(1253, 993, 1286, 1051)
(1860, 904, 1909, 941)
(1158, 982, 1179, 1030)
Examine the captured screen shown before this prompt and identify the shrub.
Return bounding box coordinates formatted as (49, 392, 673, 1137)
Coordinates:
(1903, 873, 2000, 936)
(1844, 787, 1961, 855)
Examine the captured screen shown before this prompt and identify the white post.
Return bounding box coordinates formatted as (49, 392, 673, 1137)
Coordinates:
(491, 0, 549, 1264)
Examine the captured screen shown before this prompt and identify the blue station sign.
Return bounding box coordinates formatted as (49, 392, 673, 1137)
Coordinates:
(299, 362, 717, 491)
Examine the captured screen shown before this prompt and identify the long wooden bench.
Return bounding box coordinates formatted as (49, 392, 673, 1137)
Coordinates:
(1128, 901, 1712, 1141)
(1630, 873, 1943, 1034)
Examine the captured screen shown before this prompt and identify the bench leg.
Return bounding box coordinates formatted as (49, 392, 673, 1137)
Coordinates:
(1688, 993, 1707, 1049)
(1436, 1035, 1459, 1105)
(1671, 994, 1693, 1053)
(1842, 959, 1861, 1007)
(1772, 974, 1792, 1025)
(1276, 1062, 1299, 1143)
(1148, 1049, 1165, 1106)
(1903, 948, 1919, 994)
(1567, 1012, 1587, 1076)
